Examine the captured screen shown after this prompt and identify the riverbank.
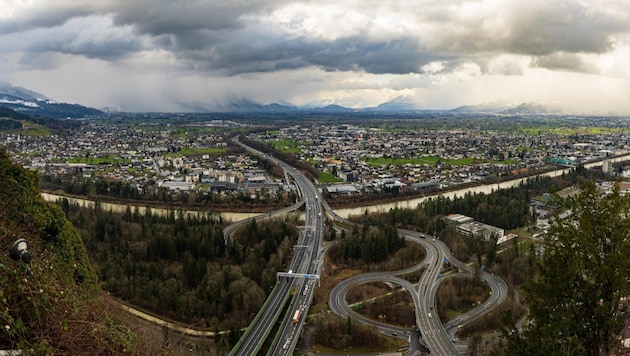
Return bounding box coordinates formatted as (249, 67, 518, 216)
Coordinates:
(41, 192, 262, 222)
(42, 155, 622, 222)
(335, 155, 627, 219)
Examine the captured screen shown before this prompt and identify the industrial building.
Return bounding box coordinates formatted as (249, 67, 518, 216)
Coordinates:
(445, 214, 506, 241)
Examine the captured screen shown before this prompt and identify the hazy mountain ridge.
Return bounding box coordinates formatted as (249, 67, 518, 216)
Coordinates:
(501, 102, 563, 115)
(370, 95, 422, 111)
(209, 97, 560, 114)
(0, 82, 102, 118)
(450, 101, 515, 113)
(2, 82, 562, 115)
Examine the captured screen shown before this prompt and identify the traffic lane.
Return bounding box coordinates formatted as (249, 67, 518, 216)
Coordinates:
(329, 274, 420, 338)
(236, 278, 293, 355)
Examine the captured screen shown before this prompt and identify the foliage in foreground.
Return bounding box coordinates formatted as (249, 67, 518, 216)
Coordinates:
(501, 180, 630, 356)
(0, 148, 144, 354)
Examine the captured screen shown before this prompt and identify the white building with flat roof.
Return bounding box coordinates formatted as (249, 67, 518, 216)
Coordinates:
(444, 214, 474, 224)
(160, 180, 194, 191)
(457, 221, 504, 240)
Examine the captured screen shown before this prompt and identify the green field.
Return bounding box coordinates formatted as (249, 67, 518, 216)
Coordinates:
(361, 156, 439, 166)
(269, 140, 311, 154)
(15, 127, 52, 136)
(67, 155, 131, 165)
(0, 120, 52, 136)
(318, 171, 343, 183)
(165, 147, 228, 157)
(445, 157, 474, 165)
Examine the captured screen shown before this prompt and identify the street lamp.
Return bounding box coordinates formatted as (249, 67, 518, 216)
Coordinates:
(9, 238, 32, 274)
(9, 238, 30, 264)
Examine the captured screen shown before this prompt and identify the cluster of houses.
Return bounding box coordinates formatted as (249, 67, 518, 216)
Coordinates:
(3, 119, 630, 203)
(252, 124, 630, 195)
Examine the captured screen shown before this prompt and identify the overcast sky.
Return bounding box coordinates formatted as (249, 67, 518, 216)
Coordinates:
(1, 0, 629, 114)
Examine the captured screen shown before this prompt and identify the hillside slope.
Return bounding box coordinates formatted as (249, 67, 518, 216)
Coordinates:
(0, 148, 142, 354)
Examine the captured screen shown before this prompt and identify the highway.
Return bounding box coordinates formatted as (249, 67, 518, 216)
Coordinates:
(230, 135, 508, 356)
(329, 228, 508, 356)
(229, 137, 325, 356)
(328, 264, 424, 339)
(221, 201, 304, 243)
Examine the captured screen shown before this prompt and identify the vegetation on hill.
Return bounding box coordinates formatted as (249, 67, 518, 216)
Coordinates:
(0, 99, 102, 119)
(0, 148, 143, 354)
(0, 106, 81, 134)
(501, 181, 630, 355)
(0, 106, 31, 121)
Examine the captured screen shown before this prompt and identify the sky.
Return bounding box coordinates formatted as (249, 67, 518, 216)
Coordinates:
(1, 0, 630, 114)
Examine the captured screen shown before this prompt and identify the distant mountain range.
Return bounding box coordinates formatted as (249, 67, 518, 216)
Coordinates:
(0, 82, 563, 116)
(176, 94, 565, 114)
(0, 82, 102, 118)
(210, 97, 561, 115)
(371, 95, 422, 111)
(450, 101, 515, 113)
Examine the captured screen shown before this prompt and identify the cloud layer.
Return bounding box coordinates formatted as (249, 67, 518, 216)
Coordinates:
(1, 0, 629, 113)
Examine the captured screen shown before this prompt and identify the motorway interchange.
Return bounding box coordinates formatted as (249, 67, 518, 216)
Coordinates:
(230, 137, 508, 356)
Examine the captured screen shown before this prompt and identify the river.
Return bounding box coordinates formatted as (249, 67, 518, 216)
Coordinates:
(41, 155, 626, 221)
(40, 193, 261, 222)
(334, 156, 625, 219)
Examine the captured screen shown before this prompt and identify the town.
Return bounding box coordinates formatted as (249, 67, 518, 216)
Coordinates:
(3, 114, 630, 203)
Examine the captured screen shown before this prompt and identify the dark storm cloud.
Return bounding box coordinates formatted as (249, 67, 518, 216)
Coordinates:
(503, 2, 622, 55)
(531, 52, 597, 73)
(311, 39, 447, 75)
(0, 3, 94, 34)
(0, 0, 283, 61)
(2, 0, 629, 76)
(109, 0, 264, 34)
(179, 31, 450, 76)
(423, 1, 629, 62)
(108, 0, 626, 75)
(106, 0, 293, 53)
(0, 15, 144, 64)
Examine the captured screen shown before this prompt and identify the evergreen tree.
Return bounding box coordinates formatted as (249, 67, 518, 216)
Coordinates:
(502, 181, 630, 355)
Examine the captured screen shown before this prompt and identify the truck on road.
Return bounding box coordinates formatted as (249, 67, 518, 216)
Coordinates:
(292, 310, 301, 324)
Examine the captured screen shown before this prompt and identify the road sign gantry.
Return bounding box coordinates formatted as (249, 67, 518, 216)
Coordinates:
(276, 272, 320, 282)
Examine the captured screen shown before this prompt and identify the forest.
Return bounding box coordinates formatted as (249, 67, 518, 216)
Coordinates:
(58, 199, 298, 329)
(328, 223, 405, 264)
(53, 184, 412, 351)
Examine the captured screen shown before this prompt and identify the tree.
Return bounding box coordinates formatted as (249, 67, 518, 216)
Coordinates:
(502, 181, 630, 355)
